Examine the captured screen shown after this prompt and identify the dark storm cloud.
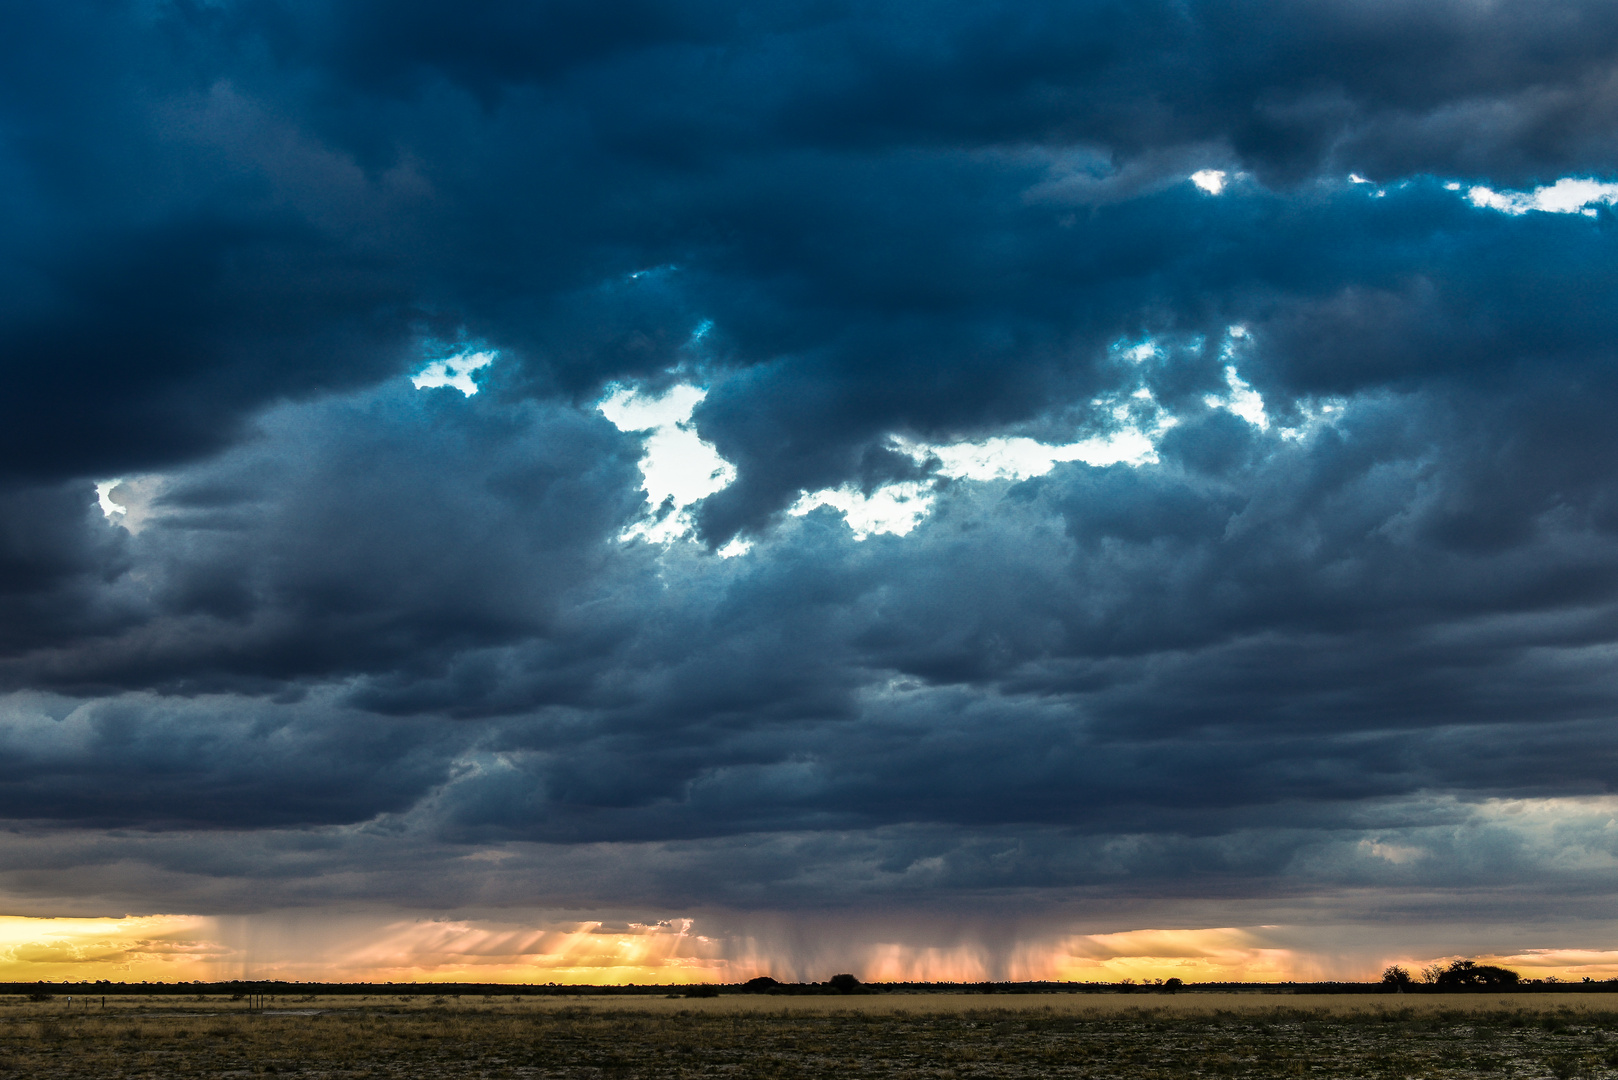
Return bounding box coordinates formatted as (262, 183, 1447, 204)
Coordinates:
(0, 381, 641, 695)
(0, 691, 457, 829)
(26, 369, 1615, 849)
(5, 0, 1618, 484)
(3, 0, 1618, 920)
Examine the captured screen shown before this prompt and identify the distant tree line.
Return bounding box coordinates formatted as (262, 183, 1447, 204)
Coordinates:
(1382, 960, 1522, 990)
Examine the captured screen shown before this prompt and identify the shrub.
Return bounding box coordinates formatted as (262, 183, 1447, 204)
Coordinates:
(1435, 960, 1520, 989)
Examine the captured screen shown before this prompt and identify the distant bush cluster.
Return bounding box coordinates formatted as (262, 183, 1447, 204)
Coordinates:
(1382, 960, 1522, 990)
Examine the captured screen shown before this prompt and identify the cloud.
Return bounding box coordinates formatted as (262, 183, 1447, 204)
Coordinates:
(1467, 177, 1618, 216)
(5, 0, 1618, 979)
(0, 915, 224, 982)
(412, 350, 496, 396)
(599, 382, 738, 544)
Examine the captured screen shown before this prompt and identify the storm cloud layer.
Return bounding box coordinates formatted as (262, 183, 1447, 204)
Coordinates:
(4, 0, 1618, 974)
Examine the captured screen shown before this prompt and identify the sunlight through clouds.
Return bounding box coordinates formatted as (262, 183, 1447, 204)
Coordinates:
(94, 480, 126, 518)
(1204, 364, 1269, 429)
(1045, 928, 1301, 984)
(0, 915, 225, 981)
(895, 390, 1173, 483)
(788, 481, 936, 539)
(92, 475, 167, 533)
(598, 383, 738, 545)
(1466, 177, 1618, 216)
(412, 350, 496, 396)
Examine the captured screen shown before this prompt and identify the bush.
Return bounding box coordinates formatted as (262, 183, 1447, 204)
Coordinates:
(828, 974, 861, 994)
(1434, 960, 1520, 989)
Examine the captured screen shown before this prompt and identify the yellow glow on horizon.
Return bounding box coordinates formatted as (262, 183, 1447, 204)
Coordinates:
(1042, 927, 1301, 984)
(5, 913, 1618, 986)
(296, 918, 731, 985)
(0, 915, 222, 981)
(1388, 949, 1618, 985)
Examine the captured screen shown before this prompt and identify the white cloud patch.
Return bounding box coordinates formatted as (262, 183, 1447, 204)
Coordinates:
(95, 480, 126, 518)
(1279, 398, 1346, 442)
(620, 338, 1340, 548)
(94, 476, 168, 534)
(795, 386, 1178, 540)
(790, 481, 935, 540)
(1205, 364, 1269, 430)
(715, 537, 753, 559)
(1202, 327, 1270, 430)
(412, 350, 496, 396)
(1358, 839, 1423, 865)
(897, 400, 1172, 484)
(1466, 177, 1618, 217)
(1117, 340, 1159, 364)
(599, 383, 737, 545)
(1190, 169, 1227, 194)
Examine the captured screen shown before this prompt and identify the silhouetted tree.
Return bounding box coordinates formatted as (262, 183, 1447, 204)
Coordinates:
(1381, 965, 1413, 989)
(1435, 960, 1520, 989)
(828, 974, 861, 994)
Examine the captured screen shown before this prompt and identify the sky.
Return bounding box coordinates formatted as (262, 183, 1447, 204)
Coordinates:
(4, 0, 1618, 986)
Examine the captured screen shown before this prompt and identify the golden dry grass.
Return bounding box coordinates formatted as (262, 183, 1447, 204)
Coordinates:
(31, 990, 1612, 1014)
(4, 992, 1618, 1077)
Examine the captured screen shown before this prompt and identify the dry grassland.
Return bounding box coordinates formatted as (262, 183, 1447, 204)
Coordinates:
(3, 992, 1618, 1078)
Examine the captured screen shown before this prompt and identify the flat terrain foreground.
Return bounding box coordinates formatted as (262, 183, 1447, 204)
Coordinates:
(5, 993, 1618, 1078)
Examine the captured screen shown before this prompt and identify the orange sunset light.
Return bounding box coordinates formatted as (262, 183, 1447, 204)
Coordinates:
(6, 915, 1618, 986)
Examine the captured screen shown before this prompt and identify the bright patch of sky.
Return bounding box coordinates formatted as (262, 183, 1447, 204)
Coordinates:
(93, 475, 167, 534)
(1358, 838, 1423, 865)
(1347, 173, 1387, 197)
(600, 336, 1339, 550)
(1278, 398, 1345, 441)
(895, 390, 1174, 483)
(598, 383, 738, 546)
(411, 350, 495, 396)
(793, 380, 1179, 539)
(1205, 365, 1269, 430)
(1190, 169, 1227, 194)
(1203, 327, 1270, 430)
(1466, 177, 1618, 217)
(715, 537, 753, 558)
(789, 481, 935, 540)
(1120, 341, 1158, 364)
(95, 480, 126, 517)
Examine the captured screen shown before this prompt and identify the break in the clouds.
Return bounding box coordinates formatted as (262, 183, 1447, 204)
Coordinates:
(4, 0, 1618, 981)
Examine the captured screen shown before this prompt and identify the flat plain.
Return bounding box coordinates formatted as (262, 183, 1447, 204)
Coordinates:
(5, 992, 1618, 1078)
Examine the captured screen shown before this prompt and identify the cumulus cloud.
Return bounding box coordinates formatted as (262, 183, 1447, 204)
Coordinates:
(4, 0, 1618, 975)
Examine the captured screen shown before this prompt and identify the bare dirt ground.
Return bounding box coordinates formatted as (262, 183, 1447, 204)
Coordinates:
(4, 992, 1618, 1077)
